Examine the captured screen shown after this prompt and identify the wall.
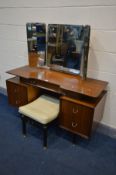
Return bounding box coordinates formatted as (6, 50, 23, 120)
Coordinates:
(0, 0, 116, 129)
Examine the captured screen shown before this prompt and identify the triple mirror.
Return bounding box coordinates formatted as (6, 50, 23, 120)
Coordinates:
(26, 23, 90, 78)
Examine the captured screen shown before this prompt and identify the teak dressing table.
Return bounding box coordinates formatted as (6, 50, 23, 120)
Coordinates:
(6, 65, 108, 139)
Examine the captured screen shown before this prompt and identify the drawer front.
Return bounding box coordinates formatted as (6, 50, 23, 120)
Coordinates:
(6, 80, 28, 106)
(60, 100, 82, 133)
(59, 98, 93, 138)
(22, 78, 60, 94)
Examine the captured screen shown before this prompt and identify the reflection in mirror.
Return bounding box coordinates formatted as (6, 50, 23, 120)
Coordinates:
(26, 23, 46, 67)
(47, 24, 90, 78)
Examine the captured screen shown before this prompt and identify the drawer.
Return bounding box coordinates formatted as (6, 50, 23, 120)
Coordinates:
(22, 78, 60, 94)
(60, 100, 82, 133)
(59, 97, 93, 138)
(62, 100, 83, 116)
(6, 78, 28, 106)
(6, 77, 40, 107)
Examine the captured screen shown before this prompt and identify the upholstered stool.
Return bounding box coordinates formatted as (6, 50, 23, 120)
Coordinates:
(19, 95, 60, 148)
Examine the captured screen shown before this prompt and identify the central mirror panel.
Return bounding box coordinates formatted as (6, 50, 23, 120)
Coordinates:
(47, 24, 90, 75)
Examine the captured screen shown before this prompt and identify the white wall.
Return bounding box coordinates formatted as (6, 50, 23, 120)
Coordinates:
(0, 0, 116, 129)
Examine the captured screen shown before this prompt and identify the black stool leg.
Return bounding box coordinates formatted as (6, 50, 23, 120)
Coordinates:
(22, 115, 27, 137)
(43, 125, 48, 149)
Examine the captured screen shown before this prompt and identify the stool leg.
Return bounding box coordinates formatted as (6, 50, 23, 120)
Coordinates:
(43, 125, 47, 148)
(22, 115, 27, 137)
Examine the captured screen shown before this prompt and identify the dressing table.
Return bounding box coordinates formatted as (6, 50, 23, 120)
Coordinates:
(6, 65, 108, 139)
(6, 22, 108, 139)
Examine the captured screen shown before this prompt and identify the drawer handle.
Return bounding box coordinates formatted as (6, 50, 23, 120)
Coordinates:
(73, 107, 78, 113)
(72, 122, 78, 128)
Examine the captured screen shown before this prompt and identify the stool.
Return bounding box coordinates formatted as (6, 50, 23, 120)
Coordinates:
(19, 95, 60, 148)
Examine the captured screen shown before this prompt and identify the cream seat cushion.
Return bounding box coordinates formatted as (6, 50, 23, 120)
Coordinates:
(19, 95, 60, 125)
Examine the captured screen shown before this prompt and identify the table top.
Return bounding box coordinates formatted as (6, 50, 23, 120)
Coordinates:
(7, 65, 108, 98)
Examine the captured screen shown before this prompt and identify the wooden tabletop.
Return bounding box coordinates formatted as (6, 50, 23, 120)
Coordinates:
(7, 65, 108, 98)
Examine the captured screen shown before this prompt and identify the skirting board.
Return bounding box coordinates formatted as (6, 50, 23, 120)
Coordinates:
(0, 87, 116, 139)
(0, 87, 7, 96)
(96, 123, 116, 139)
